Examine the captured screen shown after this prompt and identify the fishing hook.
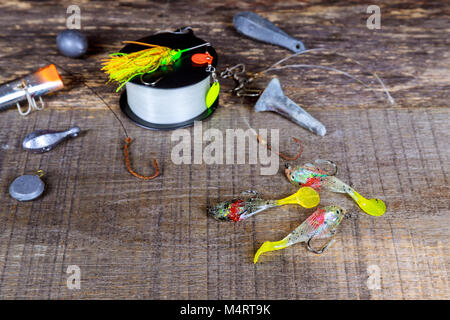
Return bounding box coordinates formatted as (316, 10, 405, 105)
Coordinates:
(306, 234, 336, 254)
(257, 135, 303, 161)
(124, 137, 160, 180)
(314, 159, 338, 176)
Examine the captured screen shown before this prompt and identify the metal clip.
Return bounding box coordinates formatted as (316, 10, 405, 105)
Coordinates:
(140, 74, 164, 86)
(173, 26, 192, 34)
(206, 65, 218, 83)
(206, 65, 215, 74)
(156, 26, 193, 35)
(220, 64, 261, 97)
(14, 80, 45, 116)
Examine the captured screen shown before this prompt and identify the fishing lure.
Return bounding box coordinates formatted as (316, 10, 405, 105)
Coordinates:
(207, 187, 320, 222)
(101, 41, 210, 91)
(0, 64, 64, 116)
(285, 160, 386, 216)
(254, 205, 346, 263)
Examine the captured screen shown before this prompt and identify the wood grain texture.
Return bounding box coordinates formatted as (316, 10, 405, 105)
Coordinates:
(0, 0, 448, 299)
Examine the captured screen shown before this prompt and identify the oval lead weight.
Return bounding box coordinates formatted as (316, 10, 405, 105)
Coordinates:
(23, 126, 81, 153)
(9, 170, 45, 201)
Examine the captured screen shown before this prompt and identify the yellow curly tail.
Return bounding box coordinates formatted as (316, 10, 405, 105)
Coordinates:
(254, 239, 289, 264)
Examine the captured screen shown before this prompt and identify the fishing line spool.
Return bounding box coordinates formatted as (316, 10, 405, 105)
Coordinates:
(119, 28, 219, 130)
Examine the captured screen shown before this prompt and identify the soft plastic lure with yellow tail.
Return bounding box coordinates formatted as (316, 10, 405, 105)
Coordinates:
(254, 205, 346, 263)
(207, 187, 320, 222)
(285, 161, 386, 216)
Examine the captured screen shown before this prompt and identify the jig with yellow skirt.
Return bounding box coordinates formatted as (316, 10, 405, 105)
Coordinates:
(101, 41, 210, 91)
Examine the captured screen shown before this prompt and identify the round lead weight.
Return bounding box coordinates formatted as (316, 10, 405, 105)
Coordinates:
(9, 174, 45, 201)
(56, 29, 88, 58)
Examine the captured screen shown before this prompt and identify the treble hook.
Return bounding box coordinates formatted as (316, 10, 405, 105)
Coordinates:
(257, 135, 303, 161)
(124, 137, 160, 180)
(15, 80, 45, 116)
(306, 234, 336, 254)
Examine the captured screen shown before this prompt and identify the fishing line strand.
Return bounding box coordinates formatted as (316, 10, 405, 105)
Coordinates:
(44, 59, 129, 137)
(258, 48, 395, 104)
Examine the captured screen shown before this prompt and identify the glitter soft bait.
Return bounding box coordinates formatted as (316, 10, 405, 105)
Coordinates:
(207, 187, 320, 222)
(254, 205, 346, 263)
(285, 161, 386, 216)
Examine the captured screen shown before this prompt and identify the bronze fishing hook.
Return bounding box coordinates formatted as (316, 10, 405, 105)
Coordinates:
(124, 137, 160, 180)
(257, 135, 303, 161)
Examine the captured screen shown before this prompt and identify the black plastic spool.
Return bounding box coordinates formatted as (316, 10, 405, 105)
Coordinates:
(119, 28, 219, 130)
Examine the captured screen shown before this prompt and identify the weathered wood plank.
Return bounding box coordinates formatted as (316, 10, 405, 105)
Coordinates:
(0, 0, 448, 299)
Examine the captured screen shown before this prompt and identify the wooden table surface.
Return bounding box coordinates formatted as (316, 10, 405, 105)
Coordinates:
(0, 0, 448, 299)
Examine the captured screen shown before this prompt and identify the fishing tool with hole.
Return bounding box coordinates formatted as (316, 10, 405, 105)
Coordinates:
(220, 65, 326, 136)
(207, 187, 320, 222)
(23, 126, 81, 153)
(102, 27, 220, 130)
(233, 11, 305, 53)
(285, 160, 386, 216)
(9, 170, 46, 201)
(0, 64, 64, 116)
(255, 78, 326, 136)
(220, 57, 393, 136)
(254, 205, 346, 263)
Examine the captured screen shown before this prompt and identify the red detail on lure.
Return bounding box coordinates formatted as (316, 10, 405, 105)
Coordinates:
(312, 167, 326, 175)
(303, 177, 322, 190)
(191, 52, 213, 66)
(307, 208, 326, 228)
(228, 200, 244, 222)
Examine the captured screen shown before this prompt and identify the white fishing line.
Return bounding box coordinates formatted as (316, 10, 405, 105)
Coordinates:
(260, 48, 395, 105)
(125, 75, 210, 125)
